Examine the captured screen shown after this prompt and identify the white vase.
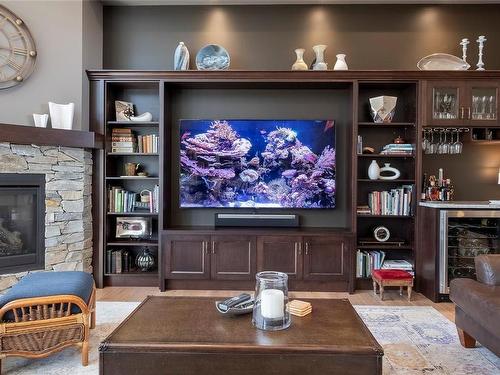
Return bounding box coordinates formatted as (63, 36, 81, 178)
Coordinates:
(33, 113, 48, 128)
(130, 112, 153, 122)
(333, 54, 348, 70)
(379, 163, 401, 180)
(292, 48, 308, 71)
(49, 102, 74, 130)
(174, 42, 190, 70)
(312, 45, 328, 71)
(368, 160, 380, 180)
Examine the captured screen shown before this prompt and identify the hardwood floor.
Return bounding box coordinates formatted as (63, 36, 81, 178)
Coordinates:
(96, 287, 455, 322)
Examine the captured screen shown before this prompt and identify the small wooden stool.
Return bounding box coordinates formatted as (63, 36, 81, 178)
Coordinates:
(372, 269, 413, 301)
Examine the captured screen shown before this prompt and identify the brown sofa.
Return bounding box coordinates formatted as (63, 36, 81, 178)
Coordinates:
(450, 254, 500, 356)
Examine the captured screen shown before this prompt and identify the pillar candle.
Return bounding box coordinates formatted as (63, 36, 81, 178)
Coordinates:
(260, 289, 284, 319)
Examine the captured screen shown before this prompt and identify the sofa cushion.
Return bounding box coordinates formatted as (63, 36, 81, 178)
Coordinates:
(450, 277, 500, 339)
(0, 271, 94, 318)
(475, 254, 500, 286)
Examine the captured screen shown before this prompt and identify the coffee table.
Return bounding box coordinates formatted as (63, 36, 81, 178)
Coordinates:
(99, 296, 383, 375)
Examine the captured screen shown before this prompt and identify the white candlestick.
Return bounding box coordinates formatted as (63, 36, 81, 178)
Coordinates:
(476, 35, 486, 71)
(260, 289, 284, 319)
(460, 38, 469, 63)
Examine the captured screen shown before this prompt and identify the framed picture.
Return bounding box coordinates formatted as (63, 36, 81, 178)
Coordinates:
(116, 217, 152, 239)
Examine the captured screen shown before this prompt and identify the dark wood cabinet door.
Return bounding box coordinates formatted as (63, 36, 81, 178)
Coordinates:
(425, 81, 467, 126)
(303, 236, 347, 281)
(163, 234, 211, 279)
(256, 236, 303, 280)
(211, 235, 256, 280)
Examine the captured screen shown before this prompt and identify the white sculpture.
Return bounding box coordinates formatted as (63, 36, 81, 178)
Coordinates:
(48, 102, 74, 130)
(33, 113, 48, 128)
(333, 54, 348, 70)
(312, 45, 328, 71)
(291, 48, 308, 71)
(476, 35, 486, 71)
(368, 160, 380, 180)
(130, 112, 153, 122)
(174, 42, 190, 71)
(460, 38, 469, 64)
(379, 163, 401, 180)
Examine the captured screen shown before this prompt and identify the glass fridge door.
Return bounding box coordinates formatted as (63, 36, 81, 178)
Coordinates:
(440, 210, 500, 294)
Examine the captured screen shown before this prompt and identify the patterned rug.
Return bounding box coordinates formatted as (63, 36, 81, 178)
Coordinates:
(3, 303, 499, 374)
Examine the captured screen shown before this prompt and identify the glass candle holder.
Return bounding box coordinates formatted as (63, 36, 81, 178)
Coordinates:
(252, 271, 291, 331)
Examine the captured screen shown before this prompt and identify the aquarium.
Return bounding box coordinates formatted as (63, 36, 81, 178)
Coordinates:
(179, 119, 336, 209)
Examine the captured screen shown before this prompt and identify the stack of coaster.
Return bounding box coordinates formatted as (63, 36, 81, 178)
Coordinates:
(287, 300, 312, 317)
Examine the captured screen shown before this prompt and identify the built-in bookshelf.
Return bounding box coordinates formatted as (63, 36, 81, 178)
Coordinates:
(353, 82, 419, 288)
(102, 81, 163, 286)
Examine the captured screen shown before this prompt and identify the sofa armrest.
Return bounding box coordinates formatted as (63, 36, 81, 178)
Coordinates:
(475, 255, 500, 286)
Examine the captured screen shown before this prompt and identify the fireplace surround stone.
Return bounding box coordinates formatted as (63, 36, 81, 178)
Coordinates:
(0, 142, 92, 292)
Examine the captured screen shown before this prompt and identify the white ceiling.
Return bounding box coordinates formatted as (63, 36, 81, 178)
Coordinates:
(102, 0, 500, 5)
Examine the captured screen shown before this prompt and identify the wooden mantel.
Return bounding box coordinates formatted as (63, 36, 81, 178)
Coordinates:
(0, 123, 103, 149)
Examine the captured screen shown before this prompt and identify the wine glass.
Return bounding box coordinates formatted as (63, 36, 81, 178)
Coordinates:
(442, 130, 450, 154)
(422, 129, 430, 153)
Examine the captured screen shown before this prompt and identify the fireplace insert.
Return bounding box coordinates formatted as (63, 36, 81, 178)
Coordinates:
(0, 174, 45, 274)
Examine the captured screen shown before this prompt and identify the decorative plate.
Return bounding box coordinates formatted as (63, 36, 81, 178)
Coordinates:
(417, 53, 470, 71)
(196, 44, 230, 70)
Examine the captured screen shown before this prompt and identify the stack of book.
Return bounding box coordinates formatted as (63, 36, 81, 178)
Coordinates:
(368, 185, 413, 216)
(356, 205, 371, 215)
(108, 187, 138, 213)
(137, 134, 159, 154)
(379, 143, 415, 156)
(356, 250, 386, 278)
(111, 128, 136, 153)
(106, 249, 132, 274)
(381, 259, 414, 276)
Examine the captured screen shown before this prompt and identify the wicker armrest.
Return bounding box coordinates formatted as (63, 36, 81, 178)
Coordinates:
(0, 291, 93, 324)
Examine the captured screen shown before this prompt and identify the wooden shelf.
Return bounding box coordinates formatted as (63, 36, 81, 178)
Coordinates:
(0, 123, 103, 149)
(108, 121, 159, 126)
(107, 241, 159, 247)
(106, 176, 159, 180)
(357, 179, 415, 183)
(104, 271, 158, 277)
(107, 212, 158, 216)
(359, 123, 415, 128)
(357, 214, 414, 219)
(357, 154, 415, 159)
(357, 245, 413, 250)
(107, 152, 159, 156)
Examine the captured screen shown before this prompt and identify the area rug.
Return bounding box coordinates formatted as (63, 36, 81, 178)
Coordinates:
(354, 306, 500, 375)
(3, 303, 499, 374)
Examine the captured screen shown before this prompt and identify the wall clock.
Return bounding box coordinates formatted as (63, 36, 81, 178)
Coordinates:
(0, 5, 37, 89)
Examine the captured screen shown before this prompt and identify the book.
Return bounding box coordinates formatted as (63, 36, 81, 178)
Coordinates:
(115, 250, 123, 274)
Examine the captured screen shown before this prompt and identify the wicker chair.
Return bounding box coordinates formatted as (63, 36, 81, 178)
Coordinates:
(0, 282, 96, 373)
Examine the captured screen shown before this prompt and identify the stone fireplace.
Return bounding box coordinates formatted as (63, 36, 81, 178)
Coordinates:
(0, 174, 45, 274)
(0, 143, 93, 292)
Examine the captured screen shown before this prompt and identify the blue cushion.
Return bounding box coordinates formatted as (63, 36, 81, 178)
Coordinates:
(0, 271, 94, 321)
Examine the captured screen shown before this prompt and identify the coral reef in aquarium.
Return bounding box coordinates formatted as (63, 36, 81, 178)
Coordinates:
(180, 119, 336, 208)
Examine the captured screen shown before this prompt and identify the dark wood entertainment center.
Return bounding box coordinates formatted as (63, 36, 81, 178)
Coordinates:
(87, 70, 500, 294)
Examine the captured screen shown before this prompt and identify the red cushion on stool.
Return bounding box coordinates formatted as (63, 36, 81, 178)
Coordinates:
(372, 269, 413, 281)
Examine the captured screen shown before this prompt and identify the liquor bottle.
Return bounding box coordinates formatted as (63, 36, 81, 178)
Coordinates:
(447, 179, 455, 201)
(421, 173, 428, 200)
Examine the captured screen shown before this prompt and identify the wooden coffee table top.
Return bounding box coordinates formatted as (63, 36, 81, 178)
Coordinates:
(102, 296, 383, 356)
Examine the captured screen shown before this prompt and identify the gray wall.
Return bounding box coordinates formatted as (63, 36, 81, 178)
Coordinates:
(103, 4, 500, 70)
(0, 1, 102, 130)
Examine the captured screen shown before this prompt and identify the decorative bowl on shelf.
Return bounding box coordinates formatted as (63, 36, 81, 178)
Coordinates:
(196, 44, 230, 70)
(369, 96, 397, 123)
(417, 53, 470, 71)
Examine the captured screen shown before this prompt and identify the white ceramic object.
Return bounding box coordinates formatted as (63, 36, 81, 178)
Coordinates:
(174, 42, 190, 70)
(369, 96, 397, 123)
(292, 48, 308, 71)
(130, 112, 153, 122)
(368, 160, 380, 180)
(333, 54, 348, 70)
(460, 38, 470, 64)
(48, 102, 74, 130)
(33, 113, 48, 128)
(312, 45, 328, 71)
(417, 53, 470, 71)
(476, 35, 486, 71)
(379, 163, 401, 180)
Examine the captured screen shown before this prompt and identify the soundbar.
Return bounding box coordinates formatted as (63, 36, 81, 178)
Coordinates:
(215, 213, 299, 227)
